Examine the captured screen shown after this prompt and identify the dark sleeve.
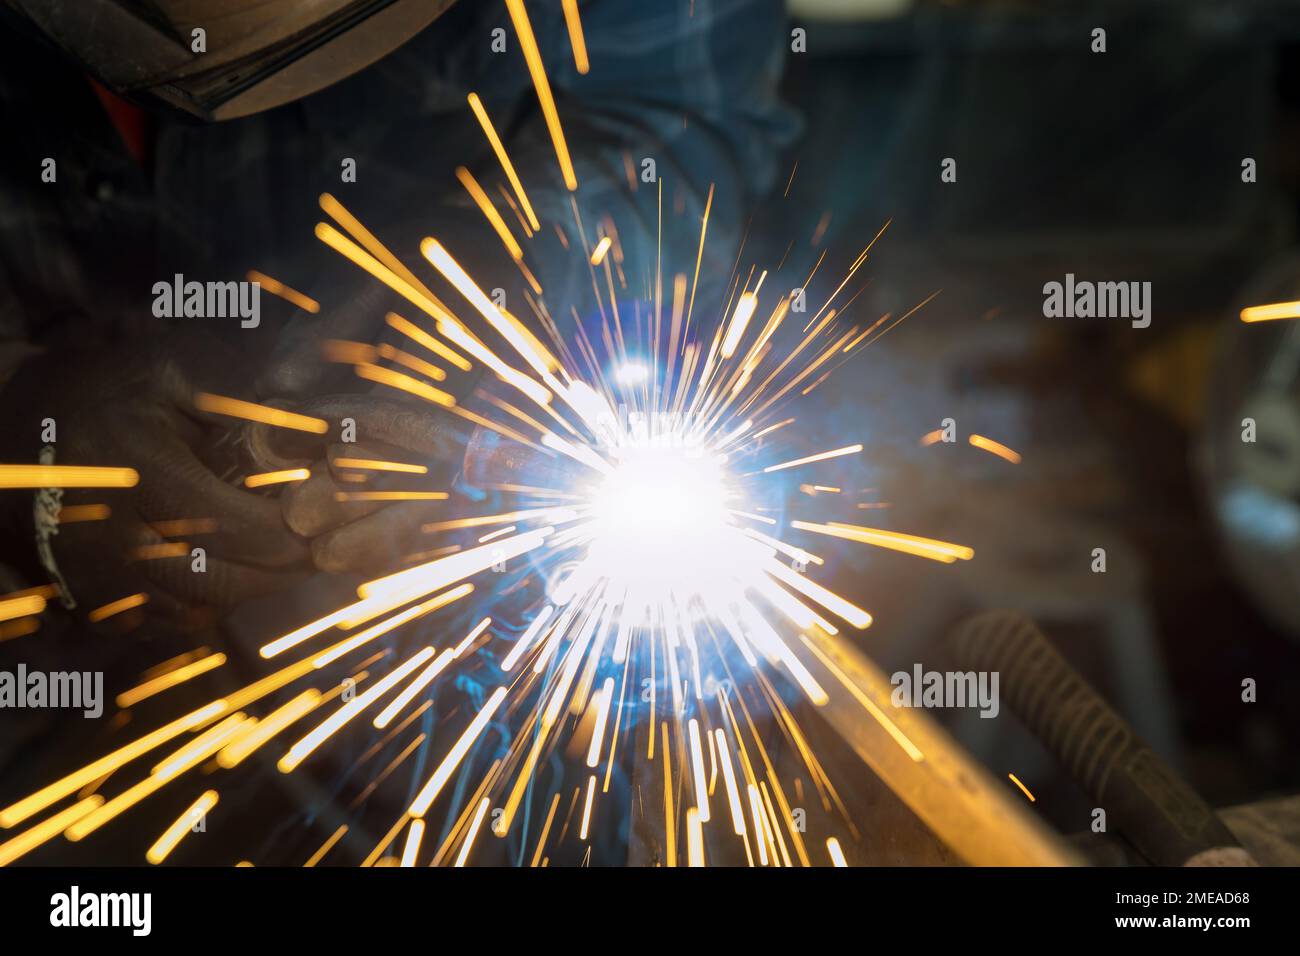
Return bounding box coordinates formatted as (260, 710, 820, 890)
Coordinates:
(530, 0, 798, 225)
(458, 0, 801, 337)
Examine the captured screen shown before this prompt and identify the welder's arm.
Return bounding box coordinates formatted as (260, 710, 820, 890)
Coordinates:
(486, 0, 798, 327)
(259, 0, 797, 397)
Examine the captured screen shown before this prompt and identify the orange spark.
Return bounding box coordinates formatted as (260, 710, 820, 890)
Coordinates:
(333, 458, 428, 475)
(195, 394, 327, 435)
(1008, 773, 1036, 802)
(968, 434, 1022, 464)
(87, 593, 149, 623)
(505, 0, 579, 191)
(0, 465, 138, 489)
(589, 235, 613, 267)
(791, 520, 974, 563)
(246, 270, 319, 314)
(455, 166, 524, 261)
(244, 468, 310, 488)
(561, 0, 591, 74)
(57, 504, 111, 523)
(467, 93, 541, 229)
(1240, 300, 1300, 323)
(761, 443, 862, 474)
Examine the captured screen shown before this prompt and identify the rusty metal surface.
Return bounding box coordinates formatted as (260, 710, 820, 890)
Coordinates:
(795, 628, 1081, 866)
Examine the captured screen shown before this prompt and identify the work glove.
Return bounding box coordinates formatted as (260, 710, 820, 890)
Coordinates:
(250, 200, 534, 574)
(0, 330, 310, 622)
(252, 189, 592, 578)
(272, 394, 467, 575)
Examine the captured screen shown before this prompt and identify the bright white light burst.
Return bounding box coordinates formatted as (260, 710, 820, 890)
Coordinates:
(586, 437, 749, 595)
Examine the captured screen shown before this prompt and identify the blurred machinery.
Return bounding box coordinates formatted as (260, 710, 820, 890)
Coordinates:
(1204, 255, 1300, 641)
(768, 0, 1300, 853)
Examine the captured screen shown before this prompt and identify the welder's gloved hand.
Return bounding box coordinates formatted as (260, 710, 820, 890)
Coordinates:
(255, 200, 578, 576)
(0, 332, 310, 622)
(252, 188, 581, 394)
(254, 280, 395, 401)
(278, 395, 466, 574)
(280, 393, 587, 577)
(252, 200, 509, 403)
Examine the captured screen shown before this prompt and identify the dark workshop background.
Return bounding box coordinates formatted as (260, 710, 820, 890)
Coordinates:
(763, 0, 1300, 830)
